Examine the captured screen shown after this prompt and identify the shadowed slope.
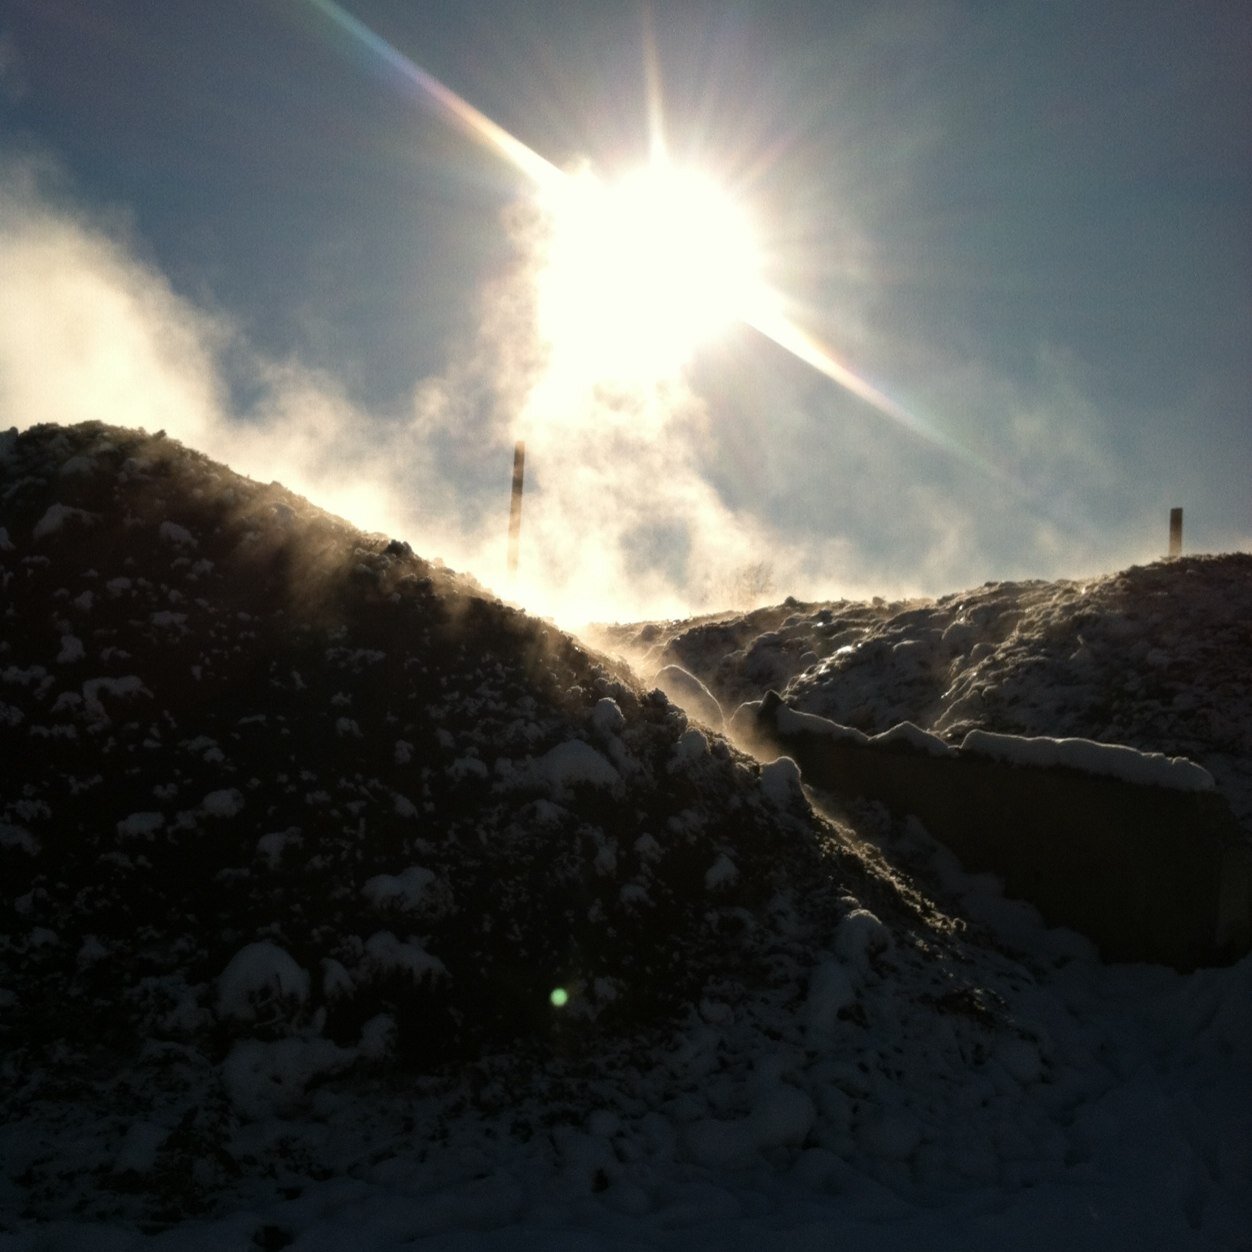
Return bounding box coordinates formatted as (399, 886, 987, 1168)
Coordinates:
(0, 421, 915, 1077)
(3, 426, 1250, 1245)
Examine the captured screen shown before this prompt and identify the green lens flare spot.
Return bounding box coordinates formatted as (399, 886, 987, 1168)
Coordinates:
(549, 987, 569, 1008)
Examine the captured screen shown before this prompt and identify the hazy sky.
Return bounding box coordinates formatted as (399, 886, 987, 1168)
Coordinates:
(1, 0, 1248, 621)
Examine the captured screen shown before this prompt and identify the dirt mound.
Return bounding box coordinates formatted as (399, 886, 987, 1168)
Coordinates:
(0, 422, 891, 1085)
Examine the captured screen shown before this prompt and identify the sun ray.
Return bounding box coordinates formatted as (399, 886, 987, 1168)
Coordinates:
(299, 0, 1064, 521)
(747, 302, 1027, 487)
(745, 302, 937, 443)
(303, 0, 563, 193)
(641, 4, 668, 166)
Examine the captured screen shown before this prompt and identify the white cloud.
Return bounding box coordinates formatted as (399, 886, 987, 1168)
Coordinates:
(0, 163, 223, 448)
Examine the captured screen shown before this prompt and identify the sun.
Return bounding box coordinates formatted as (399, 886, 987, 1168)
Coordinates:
(534, 159, 766, 386)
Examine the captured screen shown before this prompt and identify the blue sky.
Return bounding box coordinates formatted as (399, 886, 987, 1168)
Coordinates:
(0, 0, 1248, 619)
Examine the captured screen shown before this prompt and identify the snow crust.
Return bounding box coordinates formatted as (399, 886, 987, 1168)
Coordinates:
(777, 702, 868, 743)
(960, 728, 1215, 790)
(871, 720, 953, 756)
(653, 664, 724, 729)
(767, 703, 1212, 787)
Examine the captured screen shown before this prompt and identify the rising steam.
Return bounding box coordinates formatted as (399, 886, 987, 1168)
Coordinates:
(0, 154, 843, 625)
(2, 151, 1193, 627)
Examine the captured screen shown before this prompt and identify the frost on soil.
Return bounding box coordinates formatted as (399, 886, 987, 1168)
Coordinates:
(1, 423, 1249, 1249)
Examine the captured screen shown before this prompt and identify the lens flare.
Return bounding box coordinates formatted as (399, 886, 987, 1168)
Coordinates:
(300, 0, 1038, 520)
(549, 987, 569, 1008)
(302, 0, 563, 194)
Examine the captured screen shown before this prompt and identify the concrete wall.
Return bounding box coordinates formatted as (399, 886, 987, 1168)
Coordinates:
(750, 694, 1252, 970)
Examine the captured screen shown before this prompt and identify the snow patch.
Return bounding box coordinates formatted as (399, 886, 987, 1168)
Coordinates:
(590, 696, 626, 736)
(222, 1037, 353, 1117)
(76, 935, 108, 967)
(0, 823, 39, 855)
(33, 503, 96, 541)
(358, 1013, 397, 1061)
(201, 788, 245, 818)
(217, 941, 310, 1022)
(871, 721, 953, 756)
(116, 811, 165, 840)
(362, 866, 438, 912)
(158, 521, 197, 549)
(704, 853, 739, 890)
(804, 958, 856, 1042)
(81, 675, 151, 720)
(834, 908, 892, 973)
(776, 703, 869, 744)
(671, 727, 709, 766)
(857, 1109, 921, 1162)
(448, 754, 488, 782)
(760, 755, 805, 809)
(534, 740, 621, 796)
(752, 1083, 817, 1149)
(56, 634, 84, 664)
(256, 828, 302, 866)
(111, 1121, 170, 1176)
(363, 931, 447, 984)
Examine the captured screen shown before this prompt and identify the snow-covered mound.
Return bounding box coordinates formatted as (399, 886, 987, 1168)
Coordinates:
(599, 558, 1252, 828)
(2, 424, 1249, 1249)
(0, 422, 879, 1069)
(0, 423, 935, 1218)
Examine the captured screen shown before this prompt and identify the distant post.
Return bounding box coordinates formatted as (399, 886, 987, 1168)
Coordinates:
(507, 440, 526, 577)
(1169, 507, 1183, 558)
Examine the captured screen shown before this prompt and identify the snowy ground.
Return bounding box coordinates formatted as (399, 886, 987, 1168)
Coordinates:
(2, 424, 1250, 1249)
(598, 554, 1252, 827)
(7, 843, 1250, 1252)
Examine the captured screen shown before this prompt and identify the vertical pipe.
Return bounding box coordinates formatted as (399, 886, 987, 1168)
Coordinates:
(1169, 507, 1183, 558)
(507, 440, 526, 576)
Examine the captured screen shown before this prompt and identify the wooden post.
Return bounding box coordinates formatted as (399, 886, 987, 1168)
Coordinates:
(1169, 507, 1183, 558)
(507, 440, 525, 577)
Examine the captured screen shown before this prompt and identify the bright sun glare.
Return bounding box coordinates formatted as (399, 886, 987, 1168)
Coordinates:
(535, 161, 765, 385)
